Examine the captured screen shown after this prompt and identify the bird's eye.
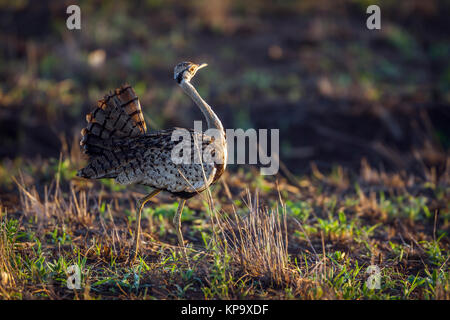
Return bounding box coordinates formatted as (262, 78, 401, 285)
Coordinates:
(189, 66, 195, 73)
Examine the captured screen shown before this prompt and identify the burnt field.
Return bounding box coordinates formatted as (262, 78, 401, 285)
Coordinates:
(0, 1, 449, 300)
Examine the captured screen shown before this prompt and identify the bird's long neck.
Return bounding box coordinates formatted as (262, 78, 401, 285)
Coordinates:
(180, 80, 224, 138)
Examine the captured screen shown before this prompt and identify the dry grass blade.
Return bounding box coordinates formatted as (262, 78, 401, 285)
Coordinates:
(210, 190, 294, 286)
(12, 174, 94, 228)
(0, 207, 17, 297)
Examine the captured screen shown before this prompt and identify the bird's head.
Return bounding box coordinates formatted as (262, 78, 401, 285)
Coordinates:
(174, 61, 208, 84)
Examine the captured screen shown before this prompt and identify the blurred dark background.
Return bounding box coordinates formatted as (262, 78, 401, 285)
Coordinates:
(0, 0, 449, 178)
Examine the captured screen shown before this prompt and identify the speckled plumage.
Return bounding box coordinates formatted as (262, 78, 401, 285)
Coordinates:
(77, 84, 226, 199)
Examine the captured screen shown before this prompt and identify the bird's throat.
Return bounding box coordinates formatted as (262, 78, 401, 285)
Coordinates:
(180, 80, 225, 140)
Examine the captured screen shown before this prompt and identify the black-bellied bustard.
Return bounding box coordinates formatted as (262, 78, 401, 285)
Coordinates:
(77, 62, 227, 261)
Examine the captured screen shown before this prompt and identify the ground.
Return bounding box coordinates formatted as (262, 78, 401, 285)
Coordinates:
(0, 150, 448, 299)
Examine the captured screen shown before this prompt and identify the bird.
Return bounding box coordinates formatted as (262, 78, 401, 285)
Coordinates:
(77, 62, 227, 261)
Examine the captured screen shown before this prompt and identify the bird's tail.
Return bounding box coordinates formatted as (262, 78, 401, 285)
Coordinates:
(77, 84, 147, 179)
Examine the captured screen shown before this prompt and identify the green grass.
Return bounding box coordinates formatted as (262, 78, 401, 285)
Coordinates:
(0, 153, 448, 300)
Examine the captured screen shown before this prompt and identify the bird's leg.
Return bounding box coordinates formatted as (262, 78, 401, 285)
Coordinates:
(173, 199, 189, 263)
(133, 189, 161, 261)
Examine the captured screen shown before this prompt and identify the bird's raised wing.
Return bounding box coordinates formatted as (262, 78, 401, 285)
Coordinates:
(80, 84, 147, 156)
(77, 84, 149, 179)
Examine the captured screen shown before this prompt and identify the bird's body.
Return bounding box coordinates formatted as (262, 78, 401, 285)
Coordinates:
(78, 75, 226, 196)
(113, 130, 223, 196)
(77, 62, 226, 261)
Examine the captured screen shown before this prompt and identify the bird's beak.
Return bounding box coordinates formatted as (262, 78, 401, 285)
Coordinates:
(196, 63, 208, 70)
